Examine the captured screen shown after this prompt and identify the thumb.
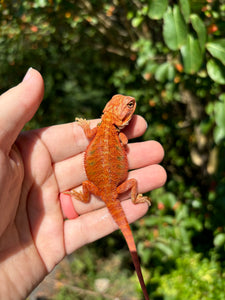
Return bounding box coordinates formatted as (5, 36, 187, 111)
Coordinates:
(0, 68, 44, 152)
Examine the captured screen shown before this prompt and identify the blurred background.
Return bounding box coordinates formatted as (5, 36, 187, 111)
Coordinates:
(1, 0, 225, 299)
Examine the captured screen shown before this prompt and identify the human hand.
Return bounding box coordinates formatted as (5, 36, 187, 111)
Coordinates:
(0, 68, 166, 299)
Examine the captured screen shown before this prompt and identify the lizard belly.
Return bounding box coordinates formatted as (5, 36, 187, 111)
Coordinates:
(84, 128, 128, 192)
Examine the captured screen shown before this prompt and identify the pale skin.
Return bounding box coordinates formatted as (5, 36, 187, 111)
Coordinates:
(0, 68, 167, 299)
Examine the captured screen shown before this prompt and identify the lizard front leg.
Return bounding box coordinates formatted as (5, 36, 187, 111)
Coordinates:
(117, 179, 151, 206)
(67, 180, 100, 203)
(119, 132, 128, 145)
(75, 117, 98, 139)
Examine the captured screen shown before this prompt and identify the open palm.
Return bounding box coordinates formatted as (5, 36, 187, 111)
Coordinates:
(0, 69, 166, 299)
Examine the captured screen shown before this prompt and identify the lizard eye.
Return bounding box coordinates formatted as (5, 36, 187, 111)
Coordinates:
(127, 101, 134, 109)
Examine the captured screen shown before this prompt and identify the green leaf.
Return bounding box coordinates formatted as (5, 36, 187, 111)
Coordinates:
(214, 233, 225, 247)
(214, 127, 225, 144)
(163, 5, 188, 50)
(215, 94, 225, 127)
(155, 63, 168, 82)
(206, 39, 225, 65)
(181, 34, 203, 74)
(160, 192, 177, 208)
(33, 0, 48, 8)
(148, 0, 168, 20)
(155, 242, 174, 257)
(190, 14, 206, 53)
(131, 16, 144, 27)
(179, 0, 190, 23)
(213, 95, 225, 144)
(173, 5, 188, 47)
(207, 58, 225, 84)
(155, 62, 175, 82)
(163, 7, 176, 50)
(168, 64, 175, 80)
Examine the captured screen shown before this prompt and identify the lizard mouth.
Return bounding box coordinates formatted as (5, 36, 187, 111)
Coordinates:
(116, 116, 132, 130)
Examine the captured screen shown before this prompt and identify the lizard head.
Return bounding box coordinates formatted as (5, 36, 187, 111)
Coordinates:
(103, 94, 136, 129)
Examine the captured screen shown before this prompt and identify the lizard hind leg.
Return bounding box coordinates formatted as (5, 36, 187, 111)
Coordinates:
(66, 180, 100, 203)
(117, 178, 151, 206)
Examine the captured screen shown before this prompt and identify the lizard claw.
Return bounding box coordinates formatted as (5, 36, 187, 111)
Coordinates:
(64, 189, 85, 202)
(75, 117, 89, 128)
(75, 117, 97, 139)
(135, 194, 151, 206)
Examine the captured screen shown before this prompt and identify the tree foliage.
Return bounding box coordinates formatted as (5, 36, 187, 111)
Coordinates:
(1, 0, 225, 298)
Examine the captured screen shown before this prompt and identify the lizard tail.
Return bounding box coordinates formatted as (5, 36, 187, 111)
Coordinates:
(106, 199, 150, 300)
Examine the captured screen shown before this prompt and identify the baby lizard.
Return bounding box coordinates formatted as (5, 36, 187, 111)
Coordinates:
(69, 94, 150, 299)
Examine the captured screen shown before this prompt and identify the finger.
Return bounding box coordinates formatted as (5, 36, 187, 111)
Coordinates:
(127, 140, 165, 167)
(61, 164, 167, 215)
(123, 114, 148, 139)
(64, 198, 149, 254)
(32, 115, 147, 163)
(60, 193, 79, 219)
(0, 68, 44, 151)
(54, 140, 165, 191)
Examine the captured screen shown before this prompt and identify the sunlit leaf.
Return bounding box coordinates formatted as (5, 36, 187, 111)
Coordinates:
(155, 242, 174, 257)
(214, 94, 225, 144)
(148, 0, 168, 20)
(131, 16, 144, 27)
(214, 233, 225, 247)
(163, 7, 176, 50)
(214, 127, 225, 144)
(206, 39, 225, 65)
(190, 14, 206, 53)
(33, 0, 48, 8)
(179, 0, 190, 23)
(207, 58, 225, 84)
(181, 34, 203, 74)
(155, 62, 175, 82)
(173, 5, 188, 47)
(163, 5, 187, 50)
(215, 94, 225, 127)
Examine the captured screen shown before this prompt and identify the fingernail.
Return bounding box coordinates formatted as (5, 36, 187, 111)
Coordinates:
(22, 67, 33, 82)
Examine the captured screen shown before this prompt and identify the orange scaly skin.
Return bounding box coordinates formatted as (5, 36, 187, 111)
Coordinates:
(70, 94, 150, 299)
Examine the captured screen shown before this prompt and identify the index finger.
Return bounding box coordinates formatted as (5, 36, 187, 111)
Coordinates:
(0, 68, 44, 152)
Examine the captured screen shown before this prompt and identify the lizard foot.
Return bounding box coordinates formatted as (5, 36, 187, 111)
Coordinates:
(64, 189, 85, 202)
(75, 117, 89, 129)
(75, 117, 97, 139)
(134, 194, 151, 206)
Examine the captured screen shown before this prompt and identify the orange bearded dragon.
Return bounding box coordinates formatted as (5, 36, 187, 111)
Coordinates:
(69, 94, 150, 299)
